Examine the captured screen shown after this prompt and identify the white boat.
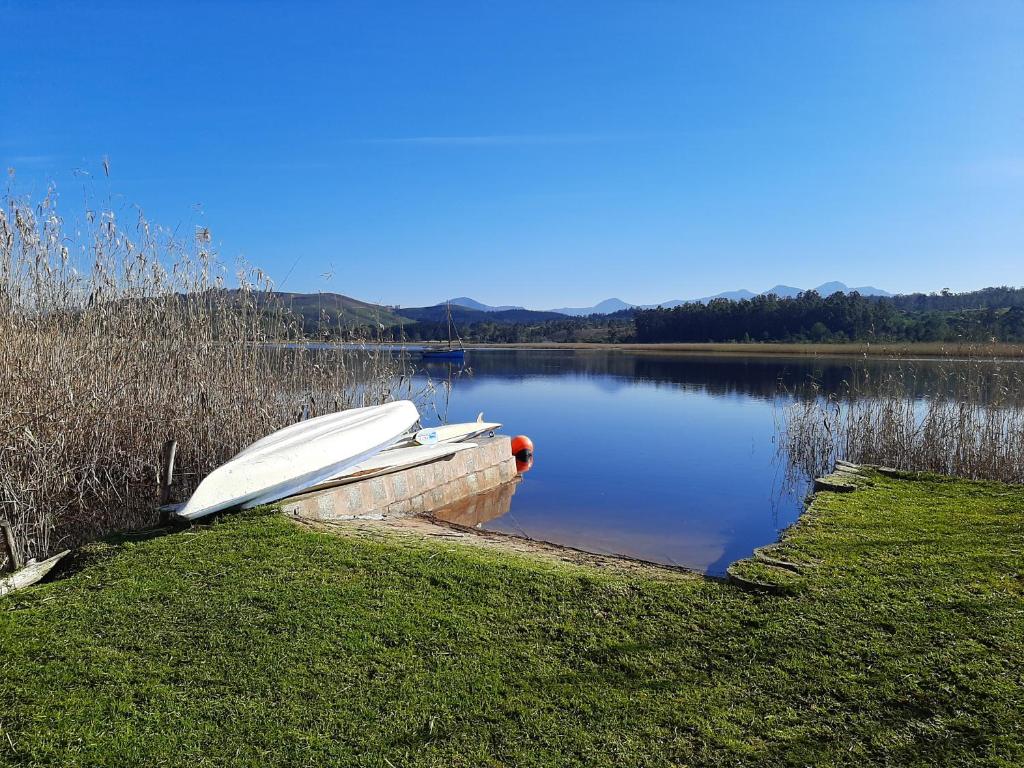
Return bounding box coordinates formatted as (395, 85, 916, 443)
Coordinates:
(310, 442, 477, 490)
(175, 401, 419, 520)
(404, 413, 502, 446)
(232, 405, 387, 460)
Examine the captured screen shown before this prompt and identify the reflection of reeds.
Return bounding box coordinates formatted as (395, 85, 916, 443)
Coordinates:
(781, 358, 1024, 483)
(0, 191, 409, 568)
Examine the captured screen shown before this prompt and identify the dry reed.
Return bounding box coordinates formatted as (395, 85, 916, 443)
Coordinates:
(0, 187, 410, 568)
(781, 358, 1024, 483)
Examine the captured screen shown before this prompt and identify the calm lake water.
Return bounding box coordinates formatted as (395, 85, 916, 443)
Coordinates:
(408, 349, 874, 575)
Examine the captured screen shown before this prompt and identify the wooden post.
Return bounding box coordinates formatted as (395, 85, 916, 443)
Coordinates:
(159, 439, 178, 517)
(1, 520, 22, 572)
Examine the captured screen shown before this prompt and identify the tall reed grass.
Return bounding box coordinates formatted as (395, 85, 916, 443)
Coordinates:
(781, 358, 1024, 483)
(0, 188, 410, 569)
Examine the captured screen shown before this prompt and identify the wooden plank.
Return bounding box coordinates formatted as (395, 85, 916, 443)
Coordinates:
(0, 550, 70, 598)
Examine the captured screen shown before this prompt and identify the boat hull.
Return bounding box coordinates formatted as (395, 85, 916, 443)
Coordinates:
(422, 349, 465, 360)
(176, 401, 419, 520)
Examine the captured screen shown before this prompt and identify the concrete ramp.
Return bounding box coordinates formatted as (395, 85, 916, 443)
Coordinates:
(281, 436, 516, 522)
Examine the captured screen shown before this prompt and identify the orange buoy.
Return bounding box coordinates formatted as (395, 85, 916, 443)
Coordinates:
(510, 435, 534, 463)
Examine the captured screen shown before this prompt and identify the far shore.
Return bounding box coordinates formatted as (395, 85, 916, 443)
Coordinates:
(405, 340, 1024, 359)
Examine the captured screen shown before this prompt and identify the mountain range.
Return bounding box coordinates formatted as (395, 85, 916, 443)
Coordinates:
(448, 282, 892, 316)
(547, 298, 635, 316)
(447, 296, 525, 312)
(242, 282, 895, 331)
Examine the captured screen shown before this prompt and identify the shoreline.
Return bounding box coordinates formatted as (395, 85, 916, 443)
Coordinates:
(396, 340, 1024, 359)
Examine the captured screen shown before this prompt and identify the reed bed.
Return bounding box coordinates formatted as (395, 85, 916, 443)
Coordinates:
(0, 189, 410, 568)
(782, 358, 1024, 483)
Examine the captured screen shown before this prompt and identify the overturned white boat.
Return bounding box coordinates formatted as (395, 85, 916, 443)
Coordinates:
(175, 401, 419, 521)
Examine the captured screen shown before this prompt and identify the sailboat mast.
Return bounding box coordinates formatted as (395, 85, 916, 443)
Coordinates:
(447, 301, 453, 350)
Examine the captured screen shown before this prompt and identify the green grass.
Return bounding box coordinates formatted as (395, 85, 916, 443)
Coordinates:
(1, 472, 1022, 766)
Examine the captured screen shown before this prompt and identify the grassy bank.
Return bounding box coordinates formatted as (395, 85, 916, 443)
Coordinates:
(447, 341, 1024, 358)
(1, 471, 1022, 766)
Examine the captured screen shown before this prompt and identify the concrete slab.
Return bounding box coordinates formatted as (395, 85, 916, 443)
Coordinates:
(281, 436, 516, 522)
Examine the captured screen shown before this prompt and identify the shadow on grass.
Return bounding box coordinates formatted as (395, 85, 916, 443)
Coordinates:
(50, 506, 281, 581)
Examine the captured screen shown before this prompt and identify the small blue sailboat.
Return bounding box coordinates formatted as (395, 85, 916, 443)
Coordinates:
(422, 301, 466, 361)
(421, 348, 465, 360)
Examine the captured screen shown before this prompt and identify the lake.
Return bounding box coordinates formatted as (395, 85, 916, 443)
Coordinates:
(308, 345, 1017, 573)
(407, 349, 889, 575)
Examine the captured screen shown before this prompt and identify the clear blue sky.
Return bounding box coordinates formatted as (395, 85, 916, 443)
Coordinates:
(2, 1, 1022, 308)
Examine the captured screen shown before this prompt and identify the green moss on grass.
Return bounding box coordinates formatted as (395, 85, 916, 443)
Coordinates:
(1, 472, 1022, 767)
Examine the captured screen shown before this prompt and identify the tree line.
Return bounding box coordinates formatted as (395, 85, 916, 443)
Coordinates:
(889, 286, 1024, 312)
(395, 313, 636, 344)
(634, 290, 1024, 343)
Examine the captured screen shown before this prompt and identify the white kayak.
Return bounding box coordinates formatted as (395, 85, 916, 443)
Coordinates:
(311, 442, 477, 489)
(405, 413, 502, 446)
(175, 401, 419, 520)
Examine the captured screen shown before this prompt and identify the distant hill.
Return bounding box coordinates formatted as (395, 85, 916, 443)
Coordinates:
(547, 298, 634, 316)
(246, 290, 410, 328)
(399, 303, 567, 324)
(762, 284, 803, 298)
(811, 281, 891, 297)
(448, 297, 525, 312)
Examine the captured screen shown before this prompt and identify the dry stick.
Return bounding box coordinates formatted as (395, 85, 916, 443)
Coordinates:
(1, 520, 22, 572)
(159, 439, 178, 507)
(157, 438, 180, 527)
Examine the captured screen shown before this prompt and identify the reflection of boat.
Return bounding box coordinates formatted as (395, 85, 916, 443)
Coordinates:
(420, 359, 467, 379)
(422, 301, 465, 361)
(175, 401, 419, 520)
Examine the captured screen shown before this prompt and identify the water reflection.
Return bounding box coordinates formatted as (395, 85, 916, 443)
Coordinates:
(433, 350, 1024, 402)
(431, 478, 519, 527)
(409, 351, 815, 574)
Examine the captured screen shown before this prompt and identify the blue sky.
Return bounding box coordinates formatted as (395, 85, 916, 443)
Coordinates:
(2, 1, 1022, 308)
